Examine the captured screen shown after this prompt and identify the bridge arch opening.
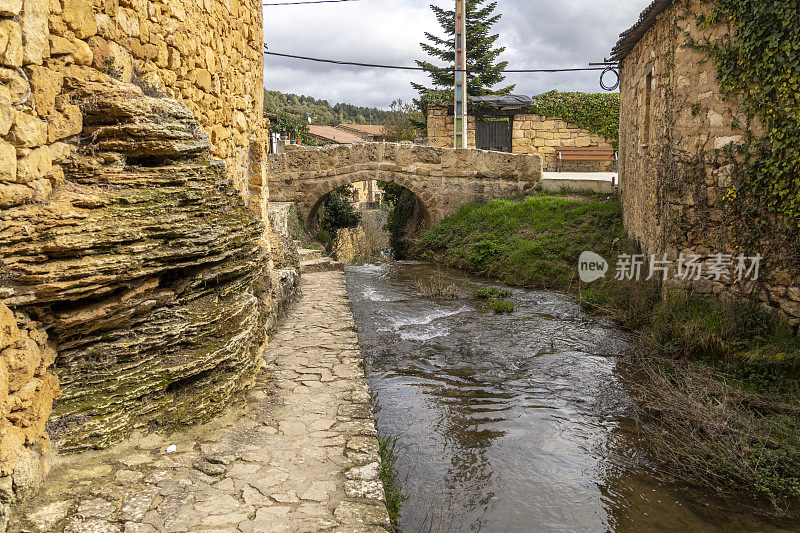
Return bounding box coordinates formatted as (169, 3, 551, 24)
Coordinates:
(305, 177, 432, 260)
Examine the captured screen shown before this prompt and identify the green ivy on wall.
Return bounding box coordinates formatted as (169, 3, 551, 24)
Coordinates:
(522, 91, 620, 147)
(693, 0, 800, 234)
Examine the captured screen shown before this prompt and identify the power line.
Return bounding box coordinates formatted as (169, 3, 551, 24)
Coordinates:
(263, 0, 359, 5)
(263, 50, 609, 73)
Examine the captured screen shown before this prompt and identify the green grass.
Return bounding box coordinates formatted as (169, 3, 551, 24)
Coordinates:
(378, 433, 407, 528)
(415, 192, 631, 290)
(371, 392, 407, 529)
(413, 191, 800, 517)
(474, 287, 514, 313)
(473, 287, 511, 300)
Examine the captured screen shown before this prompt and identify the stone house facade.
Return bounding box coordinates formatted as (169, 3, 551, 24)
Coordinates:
(614, 0, 800, 325)
(426, 103, 615, 172)
(0, 0, 290, 523)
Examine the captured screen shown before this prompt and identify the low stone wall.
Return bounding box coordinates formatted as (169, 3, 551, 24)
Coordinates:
(268, 142, 542, 224)
(511, 115, 615, 172)
(426, 104, 476, 148)
(426, 105, 615, 172)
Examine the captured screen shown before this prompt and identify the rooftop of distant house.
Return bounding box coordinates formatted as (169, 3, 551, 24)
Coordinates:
(308, 125, 364, 144)
(337, 124, 386, 137)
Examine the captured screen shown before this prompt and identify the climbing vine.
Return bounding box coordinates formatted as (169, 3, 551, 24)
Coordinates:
(522, 91, 620, 147)
(691, 0, 800, 236)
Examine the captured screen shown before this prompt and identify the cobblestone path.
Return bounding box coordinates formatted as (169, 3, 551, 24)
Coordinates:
(11, 270, 391, 533)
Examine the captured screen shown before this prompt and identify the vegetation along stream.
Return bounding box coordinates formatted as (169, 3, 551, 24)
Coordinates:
(345, 261, 792, 533)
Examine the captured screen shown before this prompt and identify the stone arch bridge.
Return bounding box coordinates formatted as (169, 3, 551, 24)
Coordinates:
(267, 143, 542, 228)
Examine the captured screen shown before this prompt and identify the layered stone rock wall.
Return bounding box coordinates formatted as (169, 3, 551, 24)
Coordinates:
(0, 0, 282, 523)
(2, 74, 276, 449)
(618, 0, 800, 325)
(268, 142, 542, 225)
(427, 104, 615, 171)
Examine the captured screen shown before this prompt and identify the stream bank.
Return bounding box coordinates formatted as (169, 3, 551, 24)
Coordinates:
(346, 261, 793, 531)
(409, 192, 800, 523)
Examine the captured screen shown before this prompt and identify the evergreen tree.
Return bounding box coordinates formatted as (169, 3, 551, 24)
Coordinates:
(412, 0, 514, 113)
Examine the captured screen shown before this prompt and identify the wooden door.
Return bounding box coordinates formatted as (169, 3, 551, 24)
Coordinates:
(476, 118, 512, 152)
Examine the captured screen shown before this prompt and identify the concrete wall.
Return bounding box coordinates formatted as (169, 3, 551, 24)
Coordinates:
(427, 104, 615, 171)
(618, 0, 799, 325)
(268, 142, 542, 224)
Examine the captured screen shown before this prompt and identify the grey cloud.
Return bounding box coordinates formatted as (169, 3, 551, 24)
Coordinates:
(263, 0, 649, 108)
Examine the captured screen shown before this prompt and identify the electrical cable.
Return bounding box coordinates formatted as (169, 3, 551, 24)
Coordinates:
(264, 50, 608, 73)
(263, 0, 360, 5)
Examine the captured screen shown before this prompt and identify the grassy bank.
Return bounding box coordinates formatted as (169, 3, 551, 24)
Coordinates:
(416, 193, 631, 290)
(413, 191, 800, 518)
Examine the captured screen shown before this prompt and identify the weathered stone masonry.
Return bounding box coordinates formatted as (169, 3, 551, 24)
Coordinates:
(614, 0, 800, 325)
(0, 0, 289, 524)
(8, 270, 389, 533)
(426, 103, 616, 172)
(268, 142, 543, 227)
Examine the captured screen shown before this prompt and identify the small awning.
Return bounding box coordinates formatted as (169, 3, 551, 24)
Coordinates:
(469, 95, 535, 108)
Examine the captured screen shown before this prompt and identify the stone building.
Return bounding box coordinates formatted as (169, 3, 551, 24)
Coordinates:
(0, 0, 297, 523)
(427, 101, 616, 172)
(613, 0, 800, 324)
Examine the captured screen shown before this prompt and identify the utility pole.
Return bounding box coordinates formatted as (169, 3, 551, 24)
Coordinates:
(454, 0, 467, 148)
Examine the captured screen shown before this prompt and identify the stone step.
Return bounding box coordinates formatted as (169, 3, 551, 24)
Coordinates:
(299, 257, 344, 274)
(298, 248, 322, 261)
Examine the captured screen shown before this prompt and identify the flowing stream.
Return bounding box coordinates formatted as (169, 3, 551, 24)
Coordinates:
(345, 261, 791, 533)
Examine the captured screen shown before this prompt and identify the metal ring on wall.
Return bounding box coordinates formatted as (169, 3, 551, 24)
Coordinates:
(600, 67, 620, 91)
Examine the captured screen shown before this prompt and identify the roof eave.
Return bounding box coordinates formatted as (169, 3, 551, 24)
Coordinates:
(610, 0, 674, 62)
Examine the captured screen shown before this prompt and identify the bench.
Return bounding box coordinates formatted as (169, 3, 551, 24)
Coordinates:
(556, 147, 617, 172)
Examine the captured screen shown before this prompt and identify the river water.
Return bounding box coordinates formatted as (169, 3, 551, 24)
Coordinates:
(344, 262, 790, 533)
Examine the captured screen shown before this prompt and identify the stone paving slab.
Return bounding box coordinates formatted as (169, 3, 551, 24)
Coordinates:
(10, 271, 390, 533)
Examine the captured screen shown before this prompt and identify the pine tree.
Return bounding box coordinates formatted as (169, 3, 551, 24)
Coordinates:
(412, 0, 514, 112)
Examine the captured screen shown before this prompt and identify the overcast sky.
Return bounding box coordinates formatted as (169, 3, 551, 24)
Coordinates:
(262, 0, 649, 109)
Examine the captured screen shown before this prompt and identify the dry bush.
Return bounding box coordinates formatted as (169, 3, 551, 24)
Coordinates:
(629, 354, 800, 517)
(413, 271, 458, 299)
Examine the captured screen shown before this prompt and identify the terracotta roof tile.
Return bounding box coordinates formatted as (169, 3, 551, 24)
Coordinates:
(337, 124, 385, 136)
(308, 125, 364, 144)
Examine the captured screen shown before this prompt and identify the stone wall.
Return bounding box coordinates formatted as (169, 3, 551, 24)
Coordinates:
(268, 142, 542, 225)
(618, 0, 800, 325)
(1, 0, 267, 216)
(0, 0, 278, 521)
(511, 114, 615, 172)
(426, 104, 476, 148)
(427, 104, 615, 171)
(0, 303, 58, 529)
